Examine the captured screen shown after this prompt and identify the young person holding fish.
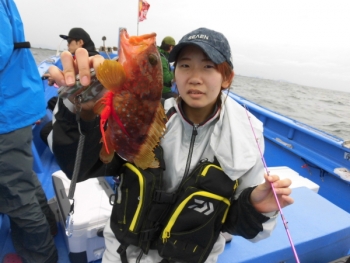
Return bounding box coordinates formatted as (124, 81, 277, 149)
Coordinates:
(48, 27, 293, 263)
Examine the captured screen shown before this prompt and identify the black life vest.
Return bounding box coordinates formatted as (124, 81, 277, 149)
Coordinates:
(109, 147, 238, 263)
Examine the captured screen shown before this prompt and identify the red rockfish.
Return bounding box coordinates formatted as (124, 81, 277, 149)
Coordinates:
(94, 28, 166, 169)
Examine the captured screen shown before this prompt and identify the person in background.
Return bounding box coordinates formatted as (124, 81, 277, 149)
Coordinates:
(44, 27, 99, 86)
(158, 36, 177, 99)
(0, 0, 58, 263)
(48, 27, 293, 263)
(40, 27, 100, 148)
(59, 27, 99, 57)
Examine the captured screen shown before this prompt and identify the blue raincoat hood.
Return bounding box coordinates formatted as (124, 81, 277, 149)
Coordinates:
(0, 0, 46, 134)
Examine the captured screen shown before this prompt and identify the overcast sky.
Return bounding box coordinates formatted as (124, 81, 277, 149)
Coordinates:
(15, 0, 350, 93)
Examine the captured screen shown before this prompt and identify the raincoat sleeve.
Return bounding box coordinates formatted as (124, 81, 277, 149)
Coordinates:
(0, 0, 46, 133)
(51, 98, 124, 182)
(0, 1, 14, 70)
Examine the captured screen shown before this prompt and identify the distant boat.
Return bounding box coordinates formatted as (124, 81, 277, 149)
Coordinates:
(1, 51, 349, 263)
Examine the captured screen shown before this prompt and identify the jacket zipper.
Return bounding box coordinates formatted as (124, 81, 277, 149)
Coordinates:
(182, 124, 198, 180)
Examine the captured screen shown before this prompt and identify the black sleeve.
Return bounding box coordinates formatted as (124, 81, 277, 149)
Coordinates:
(221, 186, 270, 239)
(52, 98, 124, 182)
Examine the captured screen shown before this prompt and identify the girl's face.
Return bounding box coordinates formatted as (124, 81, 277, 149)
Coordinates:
(175, 45, 230, 121)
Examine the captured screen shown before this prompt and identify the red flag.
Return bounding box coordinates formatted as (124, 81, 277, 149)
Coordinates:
(138, 0, 150, 22)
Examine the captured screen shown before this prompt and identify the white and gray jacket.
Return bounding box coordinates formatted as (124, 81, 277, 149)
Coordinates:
(51, 92, 278, 263)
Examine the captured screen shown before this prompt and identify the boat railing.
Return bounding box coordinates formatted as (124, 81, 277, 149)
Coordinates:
(229, 91, 350, 184)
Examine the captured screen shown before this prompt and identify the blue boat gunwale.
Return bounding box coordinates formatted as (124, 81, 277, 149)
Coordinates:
(229, 92, 348, 145)
(228, 92, 350, 183)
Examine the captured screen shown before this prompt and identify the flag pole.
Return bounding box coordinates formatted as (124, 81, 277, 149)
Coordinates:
(137, 0, 139, 36)
(137, 0, 150, 34)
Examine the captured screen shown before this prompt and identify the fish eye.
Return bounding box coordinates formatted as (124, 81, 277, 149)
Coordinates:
(148, 54, 158, 66)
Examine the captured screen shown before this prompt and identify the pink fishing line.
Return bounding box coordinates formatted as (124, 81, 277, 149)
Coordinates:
(244, 105, 300, 263)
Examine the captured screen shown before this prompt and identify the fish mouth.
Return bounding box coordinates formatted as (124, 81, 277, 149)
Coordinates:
(120, 28, 156, 45)
(119, 28, 129, 46)
(119, 29, 157, 64)
(120, 28, 128, 38)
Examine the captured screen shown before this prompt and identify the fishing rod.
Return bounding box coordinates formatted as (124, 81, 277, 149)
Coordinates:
(244, 104, 300, 263)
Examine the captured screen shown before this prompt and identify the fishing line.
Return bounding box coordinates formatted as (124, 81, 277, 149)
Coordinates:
(244, 104, 300, 263)
(56, 39, 64, 56)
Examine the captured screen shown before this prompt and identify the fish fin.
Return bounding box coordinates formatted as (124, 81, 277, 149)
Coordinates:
(94, 92, 114, 154)
(100, 116, 109, 154)
(96, 60, 126, 92)
(111, 109, 130, 137)
(99, 127, 115, 163)
(93, 97, 105, 115)
(93, 91, 114, 115)
(134, 102, 167, 169)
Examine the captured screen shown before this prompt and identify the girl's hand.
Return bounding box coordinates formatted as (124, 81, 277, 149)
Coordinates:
(250, 174, 294, 214)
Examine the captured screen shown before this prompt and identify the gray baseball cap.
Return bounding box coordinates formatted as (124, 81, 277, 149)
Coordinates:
(168, 27, 233, 68)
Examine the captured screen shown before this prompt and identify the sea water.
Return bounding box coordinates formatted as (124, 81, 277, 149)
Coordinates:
(231, 75, 349, 141)
(31, 48, 350, 141)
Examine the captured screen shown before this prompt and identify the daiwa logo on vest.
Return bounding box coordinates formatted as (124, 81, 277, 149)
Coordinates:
(188, 35, 209, 40)
(188, 199, 214, 215)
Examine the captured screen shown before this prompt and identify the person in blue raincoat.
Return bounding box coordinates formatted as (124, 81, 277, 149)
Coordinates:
(0, 0, 58, 263)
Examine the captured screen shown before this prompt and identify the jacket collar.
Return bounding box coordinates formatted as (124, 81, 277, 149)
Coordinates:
(176, 99, 221, 127)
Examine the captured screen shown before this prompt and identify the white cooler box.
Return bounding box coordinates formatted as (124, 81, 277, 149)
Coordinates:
(268, 166, 320, 193)
(52, 170, 114, 263)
